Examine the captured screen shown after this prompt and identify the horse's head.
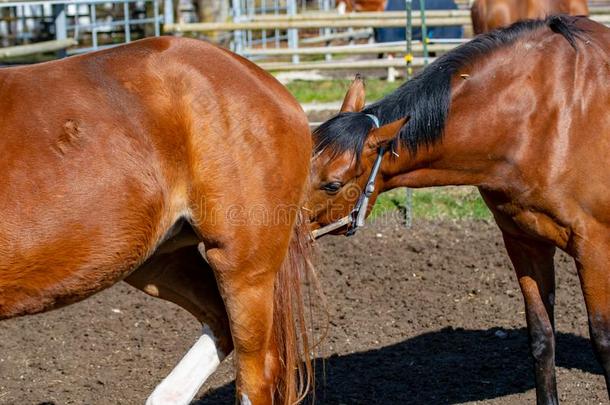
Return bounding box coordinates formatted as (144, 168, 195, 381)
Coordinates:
(306, 76, 406, 237)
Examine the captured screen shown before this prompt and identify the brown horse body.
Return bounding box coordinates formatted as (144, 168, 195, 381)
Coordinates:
(471, 0, 588, 34)
(310, 16, 609, 404)
(0, 37, 313, 404)
(337, 0, 385, 13)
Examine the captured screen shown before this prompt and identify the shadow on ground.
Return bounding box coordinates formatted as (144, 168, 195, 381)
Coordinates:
(194, 327, 601, 404)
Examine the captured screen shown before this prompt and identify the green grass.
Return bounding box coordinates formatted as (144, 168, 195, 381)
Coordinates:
(285, 78, 402, 104)
(370, 186, 492, 221)
(0, 53, 57, 64)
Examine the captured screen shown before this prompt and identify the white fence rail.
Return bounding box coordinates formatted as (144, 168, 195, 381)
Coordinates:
(0, 0, 162, 58)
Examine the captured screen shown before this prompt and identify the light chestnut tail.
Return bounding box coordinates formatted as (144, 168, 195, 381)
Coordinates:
(273, 210, 316, 404)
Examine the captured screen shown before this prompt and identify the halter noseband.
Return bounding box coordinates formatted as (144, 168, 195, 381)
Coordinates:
(311, 114, 386, 239)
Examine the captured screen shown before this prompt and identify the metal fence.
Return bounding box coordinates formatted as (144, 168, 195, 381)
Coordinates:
(0, 0, 162, 56)
(230, 0, 336, 63)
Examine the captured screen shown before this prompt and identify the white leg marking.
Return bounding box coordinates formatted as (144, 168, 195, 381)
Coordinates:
(146, 326, 225, 405)
(337, 2, 346, 14)
(240, 394, 253, 405)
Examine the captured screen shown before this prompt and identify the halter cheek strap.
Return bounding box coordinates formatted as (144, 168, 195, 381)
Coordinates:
(346, 143, 385, 236)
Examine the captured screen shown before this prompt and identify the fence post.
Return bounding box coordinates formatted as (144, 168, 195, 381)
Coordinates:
(163, 0, 174, 25)
(274, 0, 280, 48)
(287, 0, 299, 64)
(91, 3, 98, 50)
(323, 0, 331, 61)
(404, 0, 413, 228)
(154, 0, 161, 36)
(52, 3, 67, 58)
(246, 0, 254, 49)
(231, 0, 244, 54)
(419, 0, 429, 64)
(123, 1, 131, 43)
(405, 0, 412, 79)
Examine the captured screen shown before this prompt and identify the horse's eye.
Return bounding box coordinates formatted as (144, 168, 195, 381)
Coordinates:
(321, 181, 343, 194)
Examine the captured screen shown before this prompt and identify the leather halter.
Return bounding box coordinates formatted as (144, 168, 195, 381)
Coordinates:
(345, 144, 386, 236)
(311, 115, 385, 239)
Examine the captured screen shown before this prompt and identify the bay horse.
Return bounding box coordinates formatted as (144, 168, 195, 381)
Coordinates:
(471, 0, 589, 34)
(0, 36, 314, 405)
(308, 16, 609, 404)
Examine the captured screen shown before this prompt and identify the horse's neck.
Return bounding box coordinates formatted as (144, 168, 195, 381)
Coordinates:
(378, 17, 605, 236)
(380, 131, 500, 191)
(380, 69, 517, 193)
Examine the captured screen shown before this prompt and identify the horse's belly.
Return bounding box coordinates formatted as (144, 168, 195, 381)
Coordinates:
(0, 202, 176, 320)
(0, 241, 142, 320)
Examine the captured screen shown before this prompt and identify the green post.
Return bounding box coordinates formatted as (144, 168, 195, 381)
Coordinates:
(419, 0, 429, 65)
(405, 0, 413, 80)
(404, 0, 413, 227)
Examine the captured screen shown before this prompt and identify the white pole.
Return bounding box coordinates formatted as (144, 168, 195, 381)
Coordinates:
(163, 0, 174, 25)
(287, 0, 299, 64)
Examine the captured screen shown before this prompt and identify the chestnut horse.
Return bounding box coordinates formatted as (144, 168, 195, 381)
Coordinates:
(0, 36, 314, 405)
(308, 16, 609, 404)
(471, 0, 589, 34)
(337, 0, 385, 13)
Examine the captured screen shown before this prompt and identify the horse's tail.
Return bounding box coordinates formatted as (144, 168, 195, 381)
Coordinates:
(273, 209, 317, 404)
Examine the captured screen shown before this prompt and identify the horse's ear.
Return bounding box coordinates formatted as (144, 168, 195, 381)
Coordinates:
(340, 74, 366, 113)
(365, 118, 408, 151)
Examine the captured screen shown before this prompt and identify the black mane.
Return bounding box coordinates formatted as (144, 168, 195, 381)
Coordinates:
(313, 15, 584, 158)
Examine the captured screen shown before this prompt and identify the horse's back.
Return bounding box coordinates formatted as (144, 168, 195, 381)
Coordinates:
(471, 0, 589, 34)
(556, 0, 588, 16)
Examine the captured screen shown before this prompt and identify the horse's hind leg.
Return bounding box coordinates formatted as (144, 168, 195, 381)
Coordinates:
(568, 0, 588, 16)
(204, 245, 283, 405)
(502, 232, 558, 405)
(573, 235, 610, 398)
(124, 245, 232, 405)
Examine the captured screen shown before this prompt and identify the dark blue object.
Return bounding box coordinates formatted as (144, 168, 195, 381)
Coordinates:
(374, 0, 463, 43)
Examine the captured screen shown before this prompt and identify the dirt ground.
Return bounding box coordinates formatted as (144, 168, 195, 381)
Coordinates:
(0, 215, 606, 405)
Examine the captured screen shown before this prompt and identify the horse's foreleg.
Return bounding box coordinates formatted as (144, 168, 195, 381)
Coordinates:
(574, 237, 610, 398)
(502, 232, 558, 405)
(124, 245, 232, 405)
